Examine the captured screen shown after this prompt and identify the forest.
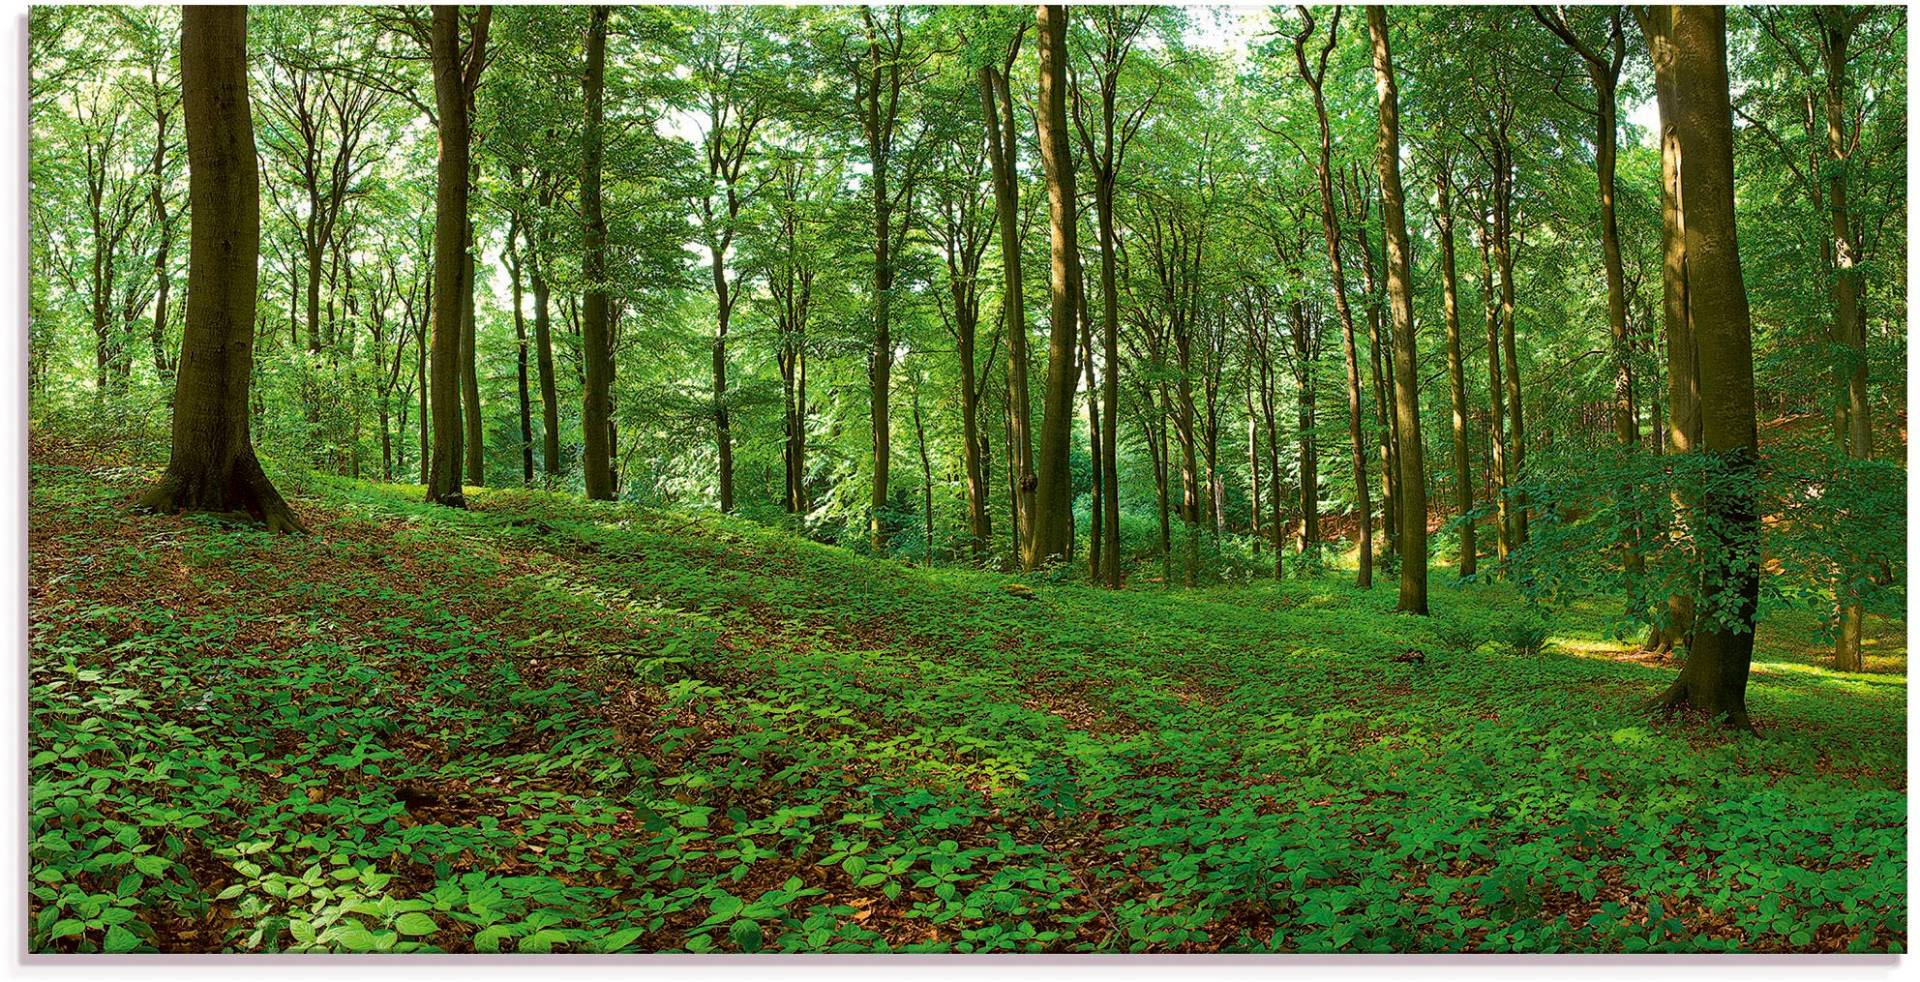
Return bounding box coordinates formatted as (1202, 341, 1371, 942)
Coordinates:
(26, 2, 1908, 956)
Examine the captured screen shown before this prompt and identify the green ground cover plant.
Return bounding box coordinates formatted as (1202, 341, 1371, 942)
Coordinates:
(28, 435, 1906, 954)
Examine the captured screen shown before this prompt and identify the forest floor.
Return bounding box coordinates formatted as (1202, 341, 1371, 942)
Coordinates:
(28, 431, 1907, 954)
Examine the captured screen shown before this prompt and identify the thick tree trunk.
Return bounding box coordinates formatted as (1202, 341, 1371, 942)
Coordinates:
(580, 7, 615, 501)
(137, 6, 299, 533)
(1368, 7, 1427, 615)
(861, 11, 898, 550)
(1655, 4, 1758, 733)
(1640, 4, 1698, 654)
(1025, 3, 1080, 570)
(1435, 163, 1474, 578)
(424, 6, 468, 507)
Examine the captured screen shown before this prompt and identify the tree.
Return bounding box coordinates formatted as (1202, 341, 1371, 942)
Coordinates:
(1636, 4, 1698, 654)
(1367, 6, 1428, 615)
(580, 5, 615, 501)
(851, 7, 931, 551)
(1534, 4, 1640, 577)
(1290, 4, 1373, 589)
(1653, 4, 1760, 732)
(1070, 5, 1158, 586)
(1025, 3, 1080, 569)
(137, 5, 300, 533)
(421, 6, 490, 507)
(976, 17, 1035, 557)
(685, 7, 779, 513)
(1433, 156, 1474, 578)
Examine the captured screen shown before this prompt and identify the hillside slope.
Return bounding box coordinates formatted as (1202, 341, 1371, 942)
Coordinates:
(28, 444, 1907, 953)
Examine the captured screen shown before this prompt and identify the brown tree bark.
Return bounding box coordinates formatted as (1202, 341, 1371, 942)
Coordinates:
(1814, 7, 1872, 671)
(979, 36, 1035, 556)
(137, 6, 300, 533)
(580, 6, 615, 501)
(1291, 301, 1320, 555)
(1368, 6, 1428, 615)
(1638, 3, 1699, 654)
(1025, 3, 1081, 569)
(1491, 133, 1528, 545)
(1069, 7, 1146, 587)
(1536, 5, 1639, 577)
(505, 217, 534, 485)
(1434, 159, 1474, 578)
(1476, 214, 1512, 563)
(1348, 174, 1398, 558)
(423, 6, 475, 507)
(1292, 6, 1372, 588)
(857, 8, 916, 550)
(521, 181, 562, 479)
(460, 212, 484, 486)
(1654, 4, 1759, 732)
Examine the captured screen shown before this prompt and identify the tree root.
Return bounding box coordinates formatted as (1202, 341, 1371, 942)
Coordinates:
(134, 455, 305, 534)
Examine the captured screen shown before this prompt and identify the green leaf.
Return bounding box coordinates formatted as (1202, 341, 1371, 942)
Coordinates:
(393, 912, 438, 937)
(729, 919, 764, 953)
(102, 924, 140, 954)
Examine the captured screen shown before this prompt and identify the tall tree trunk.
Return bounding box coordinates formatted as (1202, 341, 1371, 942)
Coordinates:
(861, 10, 898, 551)
(507, 229, 534, 485)
(460, 214, 484, 486)
(525, 223, 561, 479)
(1435, 161, 1474, 578)
(424, 6, 470, 507)
(1080, 283, 1104, 579)
(1368, 7, 1428, 615)
(1654, 4, 1758, 732)
(1477, 220, 1512, 563)
(1818, 8, 1871, 671)
(1025, 3, 1080, 569)
(1292, 303, 1319, 555)
(148, 105, 176, 385)
(1492, 137, 1528, 543)
(1255, 317, 1284, 578)
(957, 305, 990, 557)
(911, 378, 934, 561)
(1639, 4, 1699, 654)
(1356, 215, 1398, 557)
(980, 53, 1035, 557)
(1095, 166, 1122, 586)
(417, 305, 429, 486)
(1539, 6, 1639, 576)
(579, 6, 615, 501)
(137, 5, 299, 532)
(712, 249, 735, 511)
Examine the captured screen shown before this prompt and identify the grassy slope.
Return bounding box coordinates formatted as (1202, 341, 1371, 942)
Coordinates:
(28, 442, 1907, 954)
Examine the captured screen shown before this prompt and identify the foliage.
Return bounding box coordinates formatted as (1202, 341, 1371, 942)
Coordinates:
(28, 441, 1906, 953)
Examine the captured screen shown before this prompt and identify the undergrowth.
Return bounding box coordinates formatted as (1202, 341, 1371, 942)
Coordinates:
(27, 441, 1907, 953)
